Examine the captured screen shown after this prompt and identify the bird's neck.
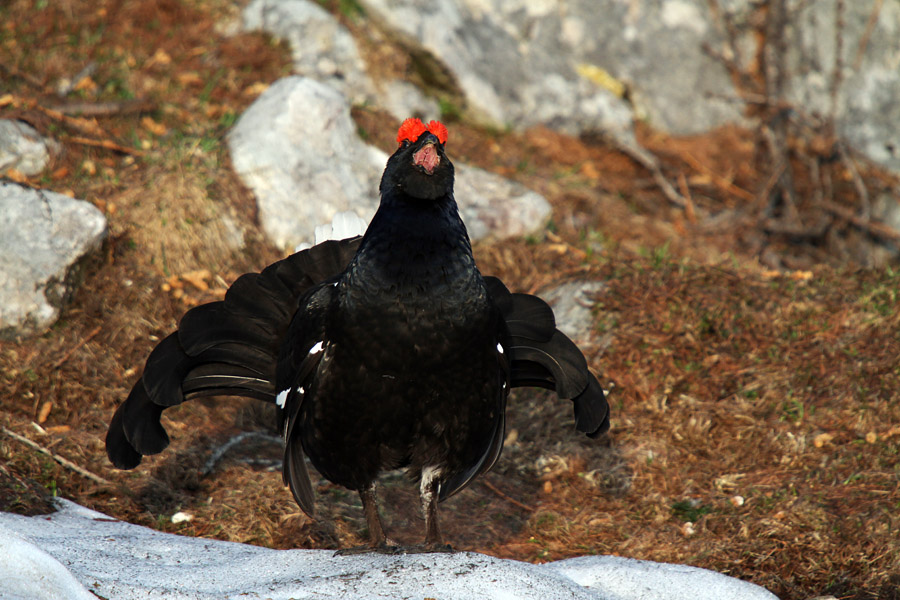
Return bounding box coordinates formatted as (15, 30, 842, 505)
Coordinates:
(355, 190, 474, 269)
(340, 189, 484, 311)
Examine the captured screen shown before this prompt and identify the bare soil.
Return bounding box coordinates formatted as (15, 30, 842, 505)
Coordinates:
(1, 2, 899, 599)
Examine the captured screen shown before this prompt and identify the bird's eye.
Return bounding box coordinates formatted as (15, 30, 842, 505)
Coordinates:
(401, 140, 411, 148)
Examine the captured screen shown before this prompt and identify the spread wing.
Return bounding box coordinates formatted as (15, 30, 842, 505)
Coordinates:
(485, 276, 609, 439)
(105, 238, 362, 471)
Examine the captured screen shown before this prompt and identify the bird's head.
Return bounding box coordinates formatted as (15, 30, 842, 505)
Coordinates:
(380, 118, 454, 201)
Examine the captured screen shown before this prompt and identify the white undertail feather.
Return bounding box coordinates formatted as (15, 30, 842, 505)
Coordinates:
(420, 465, 442, 500)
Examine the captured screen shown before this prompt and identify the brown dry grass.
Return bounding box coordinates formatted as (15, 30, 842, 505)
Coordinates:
(2, 2, 900, 599)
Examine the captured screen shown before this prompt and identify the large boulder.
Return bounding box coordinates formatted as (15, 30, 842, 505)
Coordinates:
(358, 0, 741, 138)
(360, 0, 899, 174)
(242, 0, 374, 104)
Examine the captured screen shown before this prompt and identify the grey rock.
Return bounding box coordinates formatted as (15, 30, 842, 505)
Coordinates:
(782, 0, 900, 173)
(0, 120, 60, 176)
(360, 0, 899, 175)
(242, 0, 374, 103)
(379, 79, 442, 124)
(228, 77, 383, 250)
(228, 76, 550, 250)
(539, 280, 606, 344)
(359, 0, 742, 138)
(0, 183, 107, 339)
(872, 192, 900, 234)
(454, 165, 551, 241)
(575, 0, 744, 135)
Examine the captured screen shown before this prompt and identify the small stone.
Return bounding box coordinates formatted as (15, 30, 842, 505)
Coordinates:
(171, 512, 194, 524)
(0, 119, 59, 176)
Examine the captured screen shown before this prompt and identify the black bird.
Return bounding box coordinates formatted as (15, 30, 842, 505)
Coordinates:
(106, 118, 609, 551)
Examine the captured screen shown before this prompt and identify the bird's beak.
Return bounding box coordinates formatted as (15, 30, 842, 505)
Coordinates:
(413, 140, 440, 175)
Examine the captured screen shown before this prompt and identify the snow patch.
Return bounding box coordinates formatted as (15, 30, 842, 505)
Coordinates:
(0, 499, 780, 600)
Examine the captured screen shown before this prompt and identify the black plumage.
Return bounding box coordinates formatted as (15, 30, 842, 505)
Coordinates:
(106, 118, 609, 551)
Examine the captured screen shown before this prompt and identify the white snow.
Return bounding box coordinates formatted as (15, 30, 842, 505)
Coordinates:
(0, 499, 780, 600)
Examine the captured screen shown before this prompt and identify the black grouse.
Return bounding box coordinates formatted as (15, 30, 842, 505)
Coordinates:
(106, 118, 609, 551)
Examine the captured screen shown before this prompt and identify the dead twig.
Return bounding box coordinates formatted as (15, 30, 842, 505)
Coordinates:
(835, 141, 870, 221)
(51, 325, 102, 370)
(35, 104, 108, 138)
(0, 63, 45, 89)
(617, 141, 686, 208)
(202, 431, 284, 477)
(51, 99, 155, 118)
(854, 0, 883, 70)
(67, 135, 144, 156)
(677, 171, 697, 223)
(1, 426, 112, 486)
(821, 201, 900, 242)
(56, 62, 97, 97)
(481, 478, 535, 512)
(681, 151, 756, 203)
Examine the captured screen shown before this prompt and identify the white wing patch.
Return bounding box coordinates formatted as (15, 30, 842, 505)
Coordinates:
(496, 343, 504, 354)
(309, 341, 324, 355)
(275, 389, 289, 408)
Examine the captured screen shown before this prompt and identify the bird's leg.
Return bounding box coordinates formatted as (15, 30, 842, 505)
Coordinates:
(420, 467, 452, 552)
(360, 482, 390, 548)
(335, 482, 397, 555)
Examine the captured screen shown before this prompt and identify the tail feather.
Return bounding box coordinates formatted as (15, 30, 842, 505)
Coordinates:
(284, 438, 316, 516)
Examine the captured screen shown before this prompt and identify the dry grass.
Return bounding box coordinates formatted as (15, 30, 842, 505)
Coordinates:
(2, 2, 900, 599)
